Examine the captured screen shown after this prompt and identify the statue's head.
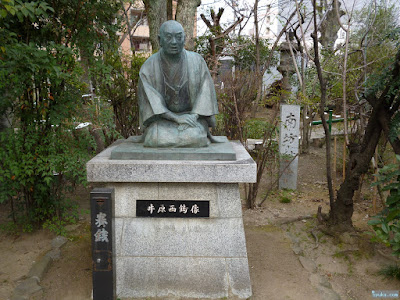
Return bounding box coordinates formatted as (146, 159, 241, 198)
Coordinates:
(159, 20, 185, 56)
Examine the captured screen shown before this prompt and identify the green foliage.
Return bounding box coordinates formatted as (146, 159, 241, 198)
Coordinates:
(42, 199, 79, 236)
(0, 0, 120, 231)
(244, 119, 277, 139)
(231, 36, 273, 71)
(364, 47, 400, 103)
(379, 264, 400, 281)
(279, 189, 293, 204)
(280, 196, 291, 204)
(390, 112, 400, 143)
(368, 156, 400, 257)
(97, 52, 146, 138)
(0, 124, 93, 229)
(354, 4, 399, 48)
(0, 220, 18, 234)
(0, 0, 54, 20)
(301, 4, 400, 121)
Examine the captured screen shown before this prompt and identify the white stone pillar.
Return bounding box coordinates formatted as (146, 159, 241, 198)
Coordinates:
(279, 104, 300, 190)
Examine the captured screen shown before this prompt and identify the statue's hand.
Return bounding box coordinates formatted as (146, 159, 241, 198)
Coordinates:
(161, 112, 199, 128)
(175, 113, 198, 127)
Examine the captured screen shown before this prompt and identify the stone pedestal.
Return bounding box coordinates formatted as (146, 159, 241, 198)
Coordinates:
(87, 141, 256, 299)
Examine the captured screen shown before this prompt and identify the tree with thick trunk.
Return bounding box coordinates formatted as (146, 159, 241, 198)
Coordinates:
(311, 0, 400, 231)
(144, 0, 202, 52)
(143, 0, 168, 51)
(330, 49, 400, 229)
(176, 0, 201, 50)
(311, 0, 335, 210)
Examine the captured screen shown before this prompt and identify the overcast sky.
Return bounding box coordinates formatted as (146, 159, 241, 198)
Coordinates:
(196, 0, 399, 37)
(197, 0, 258, 36)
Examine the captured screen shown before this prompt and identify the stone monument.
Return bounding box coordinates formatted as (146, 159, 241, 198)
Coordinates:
(111, 20, 233, 160)
(138, 20, 218, 148)
(279, 104, 300, 190)
(87, 20, 255, 299)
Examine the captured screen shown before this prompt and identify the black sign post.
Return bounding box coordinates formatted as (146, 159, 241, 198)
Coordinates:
(91, 188, 114, 300)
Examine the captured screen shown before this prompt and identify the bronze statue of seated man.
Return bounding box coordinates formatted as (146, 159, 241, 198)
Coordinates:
(138, 20, 220, 148)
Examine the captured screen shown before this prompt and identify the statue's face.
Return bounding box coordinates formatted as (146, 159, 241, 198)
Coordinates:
(159, 22, 185, 56)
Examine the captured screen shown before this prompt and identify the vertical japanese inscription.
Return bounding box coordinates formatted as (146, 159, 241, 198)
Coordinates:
(91, 188, 114, 300)
(280, 110, 299, 156)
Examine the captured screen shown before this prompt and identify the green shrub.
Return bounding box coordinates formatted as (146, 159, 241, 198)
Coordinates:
(280, 196, 292, 203)
(0, 0, 120, 232)
(368, 155, 400, 257)
(278, 189, 294, 203)
(244, 119, 276, 139)
(0, 125, 93, 232)
(97, 53, 147, 139)
(379, 264, 400, 280)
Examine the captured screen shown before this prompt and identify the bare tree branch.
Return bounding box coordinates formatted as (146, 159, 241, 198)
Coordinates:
(311, 0, 335, 207)
(294, 0, 313, 61)
(250, 6, 299, 116)
(286, 33, 303, 88)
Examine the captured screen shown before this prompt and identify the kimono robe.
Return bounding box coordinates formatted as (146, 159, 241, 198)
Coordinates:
(138, 50, 218, 147)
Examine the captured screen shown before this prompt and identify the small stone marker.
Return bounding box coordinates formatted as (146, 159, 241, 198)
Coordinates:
(279, 104, 300, 190)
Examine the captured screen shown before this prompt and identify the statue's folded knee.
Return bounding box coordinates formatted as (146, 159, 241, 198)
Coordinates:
(143, 119, 209, 148)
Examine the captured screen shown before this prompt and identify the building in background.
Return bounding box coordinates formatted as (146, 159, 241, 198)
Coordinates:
(119, 1, 152, 55)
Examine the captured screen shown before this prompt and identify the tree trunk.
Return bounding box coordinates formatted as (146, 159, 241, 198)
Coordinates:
(329, 49, 400, 229)
(167, 0, 173, 20)
(143, 0, 168, 51)
(253, 0, 260, 72)
(330, 107, 382, 227)
(175, 0, 201, 50)
(144, 0, 201, 52)
(311, 0, 335, 208)
(342, 21, 351, 146)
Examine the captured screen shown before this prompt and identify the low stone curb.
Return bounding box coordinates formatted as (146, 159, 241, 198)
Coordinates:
(11, 236, 68, 300)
